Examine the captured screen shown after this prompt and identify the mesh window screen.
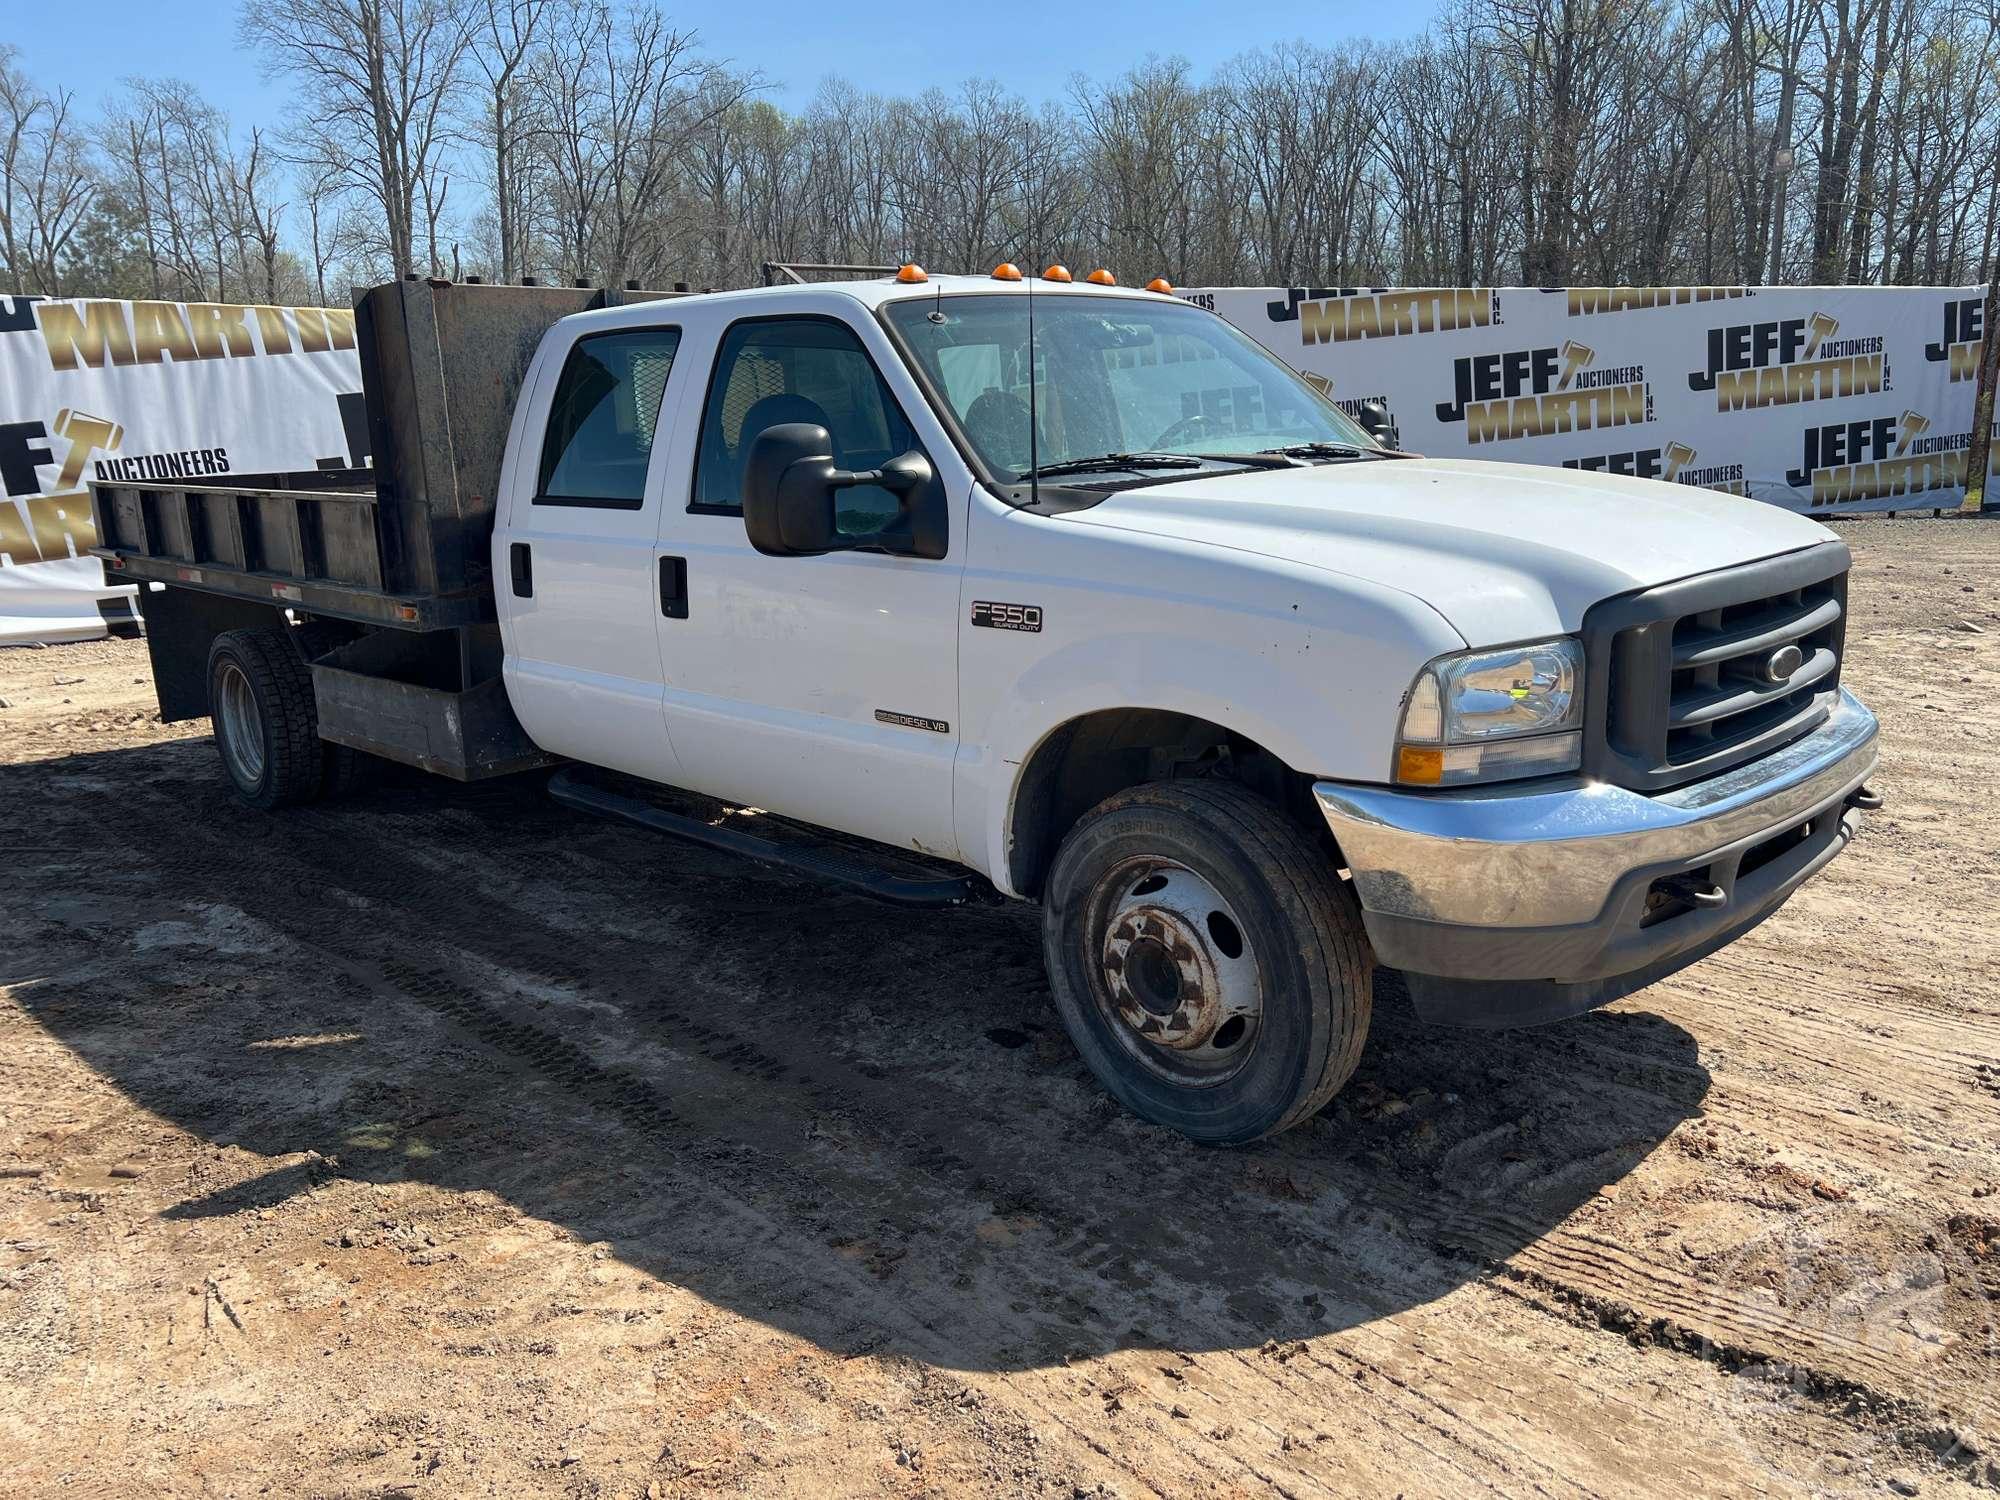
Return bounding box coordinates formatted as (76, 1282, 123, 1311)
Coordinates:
(536, 327, 682, 505)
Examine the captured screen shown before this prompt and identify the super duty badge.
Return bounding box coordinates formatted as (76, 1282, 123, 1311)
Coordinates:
(971, 600, 1043, 633)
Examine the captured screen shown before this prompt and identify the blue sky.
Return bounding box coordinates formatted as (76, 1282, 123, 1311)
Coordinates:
(11, 0, 1438, 122)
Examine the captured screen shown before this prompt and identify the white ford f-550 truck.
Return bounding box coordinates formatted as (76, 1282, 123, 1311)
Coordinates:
(94, 268, 1881, 1143)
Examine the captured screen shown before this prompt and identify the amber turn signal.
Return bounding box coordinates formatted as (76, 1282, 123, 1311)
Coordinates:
(1395, 745, 1445, 785)
(1042, 264, 1072, 283)
(1085, 268, 1116, 285)
(895, 263, 928, 283)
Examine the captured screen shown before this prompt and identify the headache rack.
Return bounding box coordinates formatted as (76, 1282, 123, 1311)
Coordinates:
(762, 261, 902, 284)
(1582, 543, 1851, 794)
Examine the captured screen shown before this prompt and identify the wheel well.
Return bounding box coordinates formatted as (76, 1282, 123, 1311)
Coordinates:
(130, 586, 367, 722)
(1006, 709, 1336, 898)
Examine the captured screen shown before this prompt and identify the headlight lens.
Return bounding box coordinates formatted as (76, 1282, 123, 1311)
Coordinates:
(1394, 639, 1584, 786)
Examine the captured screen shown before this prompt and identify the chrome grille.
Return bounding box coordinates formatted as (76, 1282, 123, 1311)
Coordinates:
(1582, 544, 1850, 793)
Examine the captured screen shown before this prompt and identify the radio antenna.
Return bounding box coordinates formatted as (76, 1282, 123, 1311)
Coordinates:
(1027, 255, 1040, 508)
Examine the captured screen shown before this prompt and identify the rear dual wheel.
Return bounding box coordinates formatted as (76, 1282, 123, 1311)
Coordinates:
(206, 626, 357, 809)
(1042, 780, 1372, 1144)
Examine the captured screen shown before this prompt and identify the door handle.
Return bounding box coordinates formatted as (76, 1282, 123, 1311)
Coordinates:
(659, 555, 688, 619)
(509, 542, 532, 598)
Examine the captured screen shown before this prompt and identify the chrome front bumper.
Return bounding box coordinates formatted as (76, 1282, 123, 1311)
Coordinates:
(1312, 688, 1880, 1025)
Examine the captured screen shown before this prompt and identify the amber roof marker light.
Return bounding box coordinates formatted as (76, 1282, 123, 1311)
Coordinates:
(991, 262, 1023, 281)
(1146, 276, 1175, 294)
(1042, 264, 1073, 283)
(895, 263, 928, 283)
(1086, 268, 1116, 285)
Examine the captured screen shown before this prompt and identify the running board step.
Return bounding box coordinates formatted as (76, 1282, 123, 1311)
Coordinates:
(547, 766, 975, 908)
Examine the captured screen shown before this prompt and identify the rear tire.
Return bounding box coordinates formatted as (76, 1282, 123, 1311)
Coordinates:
(1042, 779, 1372, 1144)
(206, 627, 327, 810)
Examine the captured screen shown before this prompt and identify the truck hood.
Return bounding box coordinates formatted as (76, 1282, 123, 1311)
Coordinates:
(1055, 456, 1837, 645)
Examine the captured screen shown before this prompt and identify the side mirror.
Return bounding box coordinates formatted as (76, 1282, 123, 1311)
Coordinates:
(1351, 398, 1400, 451)
(742, 422, 936, 557)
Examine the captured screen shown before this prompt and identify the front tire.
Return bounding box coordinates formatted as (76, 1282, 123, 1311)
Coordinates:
(1042, 780, 1372, 1144)
(206, 627, 327, 810)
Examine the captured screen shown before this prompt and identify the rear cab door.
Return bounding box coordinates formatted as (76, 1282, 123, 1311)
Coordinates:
(494, 314, 690, 784)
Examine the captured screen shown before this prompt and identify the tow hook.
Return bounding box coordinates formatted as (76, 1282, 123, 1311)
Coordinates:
(1848, 784, 1884, 812)
(1659, 874, 1728, 910)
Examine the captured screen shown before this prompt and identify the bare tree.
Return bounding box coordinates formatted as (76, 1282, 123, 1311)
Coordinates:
(234, 127, 288, 300)
(243, 0, 474, 275)
(0, 46, 38, 293)
(469, 0, 550, 284)
(10, 0, 2000, 299)
(527, 2, 744, 286)
(0, 50, 97, 296)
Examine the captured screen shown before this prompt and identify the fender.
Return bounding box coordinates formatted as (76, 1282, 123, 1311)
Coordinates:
(952, 494, 1469, 894)
(959, 620, 1464, 897)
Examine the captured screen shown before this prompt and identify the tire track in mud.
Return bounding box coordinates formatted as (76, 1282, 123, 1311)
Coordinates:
(15, 747, 1991, 1492)
(1370, 1018, 2000, 1467)
(31, 762, 1698, 1494)
(64, 774, 1405, 1496)
(1461, 1010, 1984, 1189)
(330, 819, 1925, 1410)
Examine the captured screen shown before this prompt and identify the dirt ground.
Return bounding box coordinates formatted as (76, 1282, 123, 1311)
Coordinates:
(1, 516, 1997, 1499)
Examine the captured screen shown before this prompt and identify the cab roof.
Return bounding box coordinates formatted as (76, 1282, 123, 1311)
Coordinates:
(556, 271, 1174, 334)
(832, 272, 1172, 311)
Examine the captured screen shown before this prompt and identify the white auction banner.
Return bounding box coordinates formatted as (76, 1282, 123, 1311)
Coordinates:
(0, 295, 365, 644)
(1186, 284, 1992, 515)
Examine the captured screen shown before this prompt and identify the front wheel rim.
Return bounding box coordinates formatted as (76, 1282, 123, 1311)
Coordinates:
(1084, 855, 1263, 1087)
(215, 661, 266, 787)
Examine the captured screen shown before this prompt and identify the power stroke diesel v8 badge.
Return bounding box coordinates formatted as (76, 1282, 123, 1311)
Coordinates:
(874, 709, 949, 733)
(970, 600, 1043, 632)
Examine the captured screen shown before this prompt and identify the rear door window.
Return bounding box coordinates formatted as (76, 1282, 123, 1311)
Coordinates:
(536, 328, 682, 508)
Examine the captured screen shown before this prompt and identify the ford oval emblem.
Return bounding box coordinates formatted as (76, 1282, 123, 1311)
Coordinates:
(1764, 643, 1805, 684)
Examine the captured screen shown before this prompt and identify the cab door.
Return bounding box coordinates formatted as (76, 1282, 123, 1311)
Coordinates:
(649, 301, 968, 858)
(495, 321, 687, 784)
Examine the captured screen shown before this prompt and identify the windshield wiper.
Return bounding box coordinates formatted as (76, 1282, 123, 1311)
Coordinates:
(1018, 452, 1205, 480)
(1185, 450, 1301, 469)
(1258, 441, 1381, 461)
(1022, 449, 1316, 481)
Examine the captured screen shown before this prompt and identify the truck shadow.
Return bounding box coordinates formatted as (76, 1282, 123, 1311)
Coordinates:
(6, 738, 1711, 1375)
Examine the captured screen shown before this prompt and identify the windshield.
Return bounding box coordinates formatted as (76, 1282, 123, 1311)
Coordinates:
(882, 292, 1375, 481)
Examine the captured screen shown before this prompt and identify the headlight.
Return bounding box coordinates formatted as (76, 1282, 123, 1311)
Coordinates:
(1394, 639, 1584, 786)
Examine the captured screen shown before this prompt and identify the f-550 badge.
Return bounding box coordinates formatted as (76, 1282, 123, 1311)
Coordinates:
(971, 600, 1043, 633)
